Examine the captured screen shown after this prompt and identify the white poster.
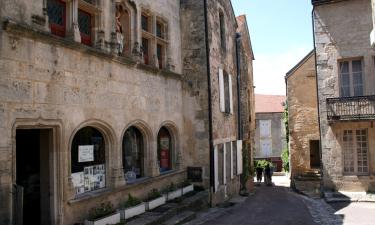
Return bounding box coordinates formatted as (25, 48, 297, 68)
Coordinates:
(79, 145, 94, 162)
(71, 172, 85, 195)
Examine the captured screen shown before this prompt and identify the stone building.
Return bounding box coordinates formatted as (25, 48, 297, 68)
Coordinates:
(285, 50, 320, 179)
(236, 15, 256, 190)
(181, 0, 254, 204)
(312, 0, 375, 193)
(254, 94, 286, 171)
(0, 0, 254, 224)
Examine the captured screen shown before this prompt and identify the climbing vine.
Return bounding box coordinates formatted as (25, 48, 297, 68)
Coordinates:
(281, 101, 290, 172)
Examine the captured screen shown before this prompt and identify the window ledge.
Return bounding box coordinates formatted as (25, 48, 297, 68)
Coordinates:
(67, 169, 186, 205)
(2, 19, 182, 80)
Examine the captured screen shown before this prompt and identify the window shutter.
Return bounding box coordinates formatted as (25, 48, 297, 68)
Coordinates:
(230, 142, 234, 179)
(223, 144, 227, 185)
(237, 140, 243, 175)
(229, 74, 233, 114)
(219, 69, 225, 112)
(214, 146, 219, 192)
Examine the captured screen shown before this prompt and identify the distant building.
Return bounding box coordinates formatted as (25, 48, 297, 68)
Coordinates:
(285, 51, 322, 198)
(254, 95, 286, 171)
(312, 0, 375, 193)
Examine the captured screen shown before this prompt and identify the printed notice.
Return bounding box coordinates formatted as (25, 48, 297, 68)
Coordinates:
(79, 145, 94, 162)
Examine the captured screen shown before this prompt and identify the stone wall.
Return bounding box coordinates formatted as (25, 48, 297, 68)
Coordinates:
(286, 52, 320, 178)
(314, 0, 375, 191)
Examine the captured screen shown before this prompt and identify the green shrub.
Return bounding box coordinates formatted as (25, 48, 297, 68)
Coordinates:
(281, 148, 290, 172)
(122, 194, 142, 208)
(147, 189, 162, 201)
(181, 180, 191, 187)
(254, 160, 273, 169)
(88, 202, 115, 220)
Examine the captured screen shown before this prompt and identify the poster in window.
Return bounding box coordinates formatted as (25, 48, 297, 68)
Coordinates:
(83, 164, 105, 192)
(79, 145, 94, 162)
(71, 172, 85, 195)
(160, 137, 169, 150)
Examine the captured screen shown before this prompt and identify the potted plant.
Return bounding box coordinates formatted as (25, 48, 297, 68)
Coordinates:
(165, 182, 182, 201)
(145, 189, 166, 210)
(181, 180, 194, 195)
(120, 194, 146, 220)
(84, 202, 121, 225)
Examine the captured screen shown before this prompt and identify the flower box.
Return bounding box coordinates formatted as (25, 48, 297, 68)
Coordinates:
(84, 212, 121, 225)
(146, 195, 166, 210)
(182, 184, 194, 195)
(167, 188, 182, 201)
(120, 202, 146, 220)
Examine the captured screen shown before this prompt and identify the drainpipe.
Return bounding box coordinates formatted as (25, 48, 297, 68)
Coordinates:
(235, 33, 243, 140)
(312, 8, 324, 198)
(203, 0, 215, 194)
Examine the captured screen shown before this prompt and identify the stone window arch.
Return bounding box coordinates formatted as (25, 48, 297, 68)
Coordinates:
(71, 126, 107, 195)
(122, 126, 145, 182)
(157, 123, 180, 172)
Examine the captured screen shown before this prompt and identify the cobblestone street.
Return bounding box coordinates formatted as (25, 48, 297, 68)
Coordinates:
(185, 176, 375, 225)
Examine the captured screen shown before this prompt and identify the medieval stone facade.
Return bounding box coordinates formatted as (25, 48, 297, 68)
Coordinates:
(313, 0, 375, 192)
(0, 0, 254, 224)
(286, 50, 320, 179)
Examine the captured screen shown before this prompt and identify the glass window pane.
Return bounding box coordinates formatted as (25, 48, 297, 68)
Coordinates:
(78, 10, 91, 36)
(340, 62, 350, 97)
(352, 60, 363, 96)
(123, 127, 144, 182)
(158, 127, 172, 172)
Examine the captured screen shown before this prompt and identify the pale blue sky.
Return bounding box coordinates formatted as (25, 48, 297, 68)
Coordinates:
(232, 0, 313, 95)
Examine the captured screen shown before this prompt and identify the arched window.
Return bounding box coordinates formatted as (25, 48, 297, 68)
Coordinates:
(158, 127, 172, 172)
(122, 126, 144, 182)
(71, 126, 106, 195)
(219, 11, 226, 50)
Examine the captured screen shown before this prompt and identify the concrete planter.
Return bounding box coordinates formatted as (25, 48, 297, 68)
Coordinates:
(146, 195, 166, 210)
(84, 212, 121, 225)
(182, 184, 194, 195)
(167, 189, 182, 201)
(120, 202, 146, 220)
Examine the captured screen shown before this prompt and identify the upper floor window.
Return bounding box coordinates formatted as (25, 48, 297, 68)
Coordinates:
(141, 10, 168, 69)
(219, 12, 226, 50)
(47, 0, 66, 37)
(78, 9, 92, 46)
(339, 59, 363, 97)
(219, 69, 233, 114)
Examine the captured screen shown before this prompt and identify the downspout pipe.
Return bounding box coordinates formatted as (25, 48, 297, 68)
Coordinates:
(236, 33, 243, 140)
(204, 0, 215, 194)
(312, 8, 324, 198)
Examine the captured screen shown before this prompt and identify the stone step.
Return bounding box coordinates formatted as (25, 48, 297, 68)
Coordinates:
(295, 176, 321, 181)
(162, 211, 196, 225)
(294, 180, 321, 199)
(126, 190, 208, 225)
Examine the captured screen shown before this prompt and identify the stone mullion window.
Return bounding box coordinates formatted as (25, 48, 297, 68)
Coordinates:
(47, 0, 67, 37)
(342, 129, 369, 175)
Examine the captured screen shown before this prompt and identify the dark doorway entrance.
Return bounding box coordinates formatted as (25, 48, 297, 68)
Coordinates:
(16, 129, 52, 225)
(309, 140, 320, 169)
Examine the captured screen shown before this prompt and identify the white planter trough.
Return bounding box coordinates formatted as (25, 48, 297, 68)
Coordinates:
(182, 184, 194, 195)
(167, 189, 182, 201)
(146, 195, 166, 210)
(84, 212, 121, 225)
(120, 202, 146, 220)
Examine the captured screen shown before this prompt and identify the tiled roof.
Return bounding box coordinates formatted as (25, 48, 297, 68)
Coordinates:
(255, 94, 286, 113)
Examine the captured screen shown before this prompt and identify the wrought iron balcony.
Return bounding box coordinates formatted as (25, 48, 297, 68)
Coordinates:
(327, 95, 375, 122)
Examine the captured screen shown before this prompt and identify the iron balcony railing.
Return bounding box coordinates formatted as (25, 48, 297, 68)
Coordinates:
(326, 95, 375, 122)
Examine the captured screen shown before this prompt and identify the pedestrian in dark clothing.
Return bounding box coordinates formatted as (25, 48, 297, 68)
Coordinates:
(256, 167, 263, 184)
(264, 164, 272, 186)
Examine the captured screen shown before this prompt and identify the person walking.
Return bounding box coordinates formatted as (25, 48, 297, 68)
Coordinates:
(256, 167, 263, 184)
(264, 164, 272, 186)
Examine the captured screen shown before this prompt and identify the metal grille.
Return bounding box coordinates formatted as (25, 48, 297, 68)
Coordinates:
(47, 0, 64, 26)
(78, 10, 91, 36)
(326, 95, 375, 122)
(356, 129, 368, 174)
(343, 130, 354, 173)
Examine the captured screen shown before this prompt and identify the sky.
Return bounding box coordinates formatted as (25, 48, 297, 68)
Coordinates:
(232, 0, 313, 95)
